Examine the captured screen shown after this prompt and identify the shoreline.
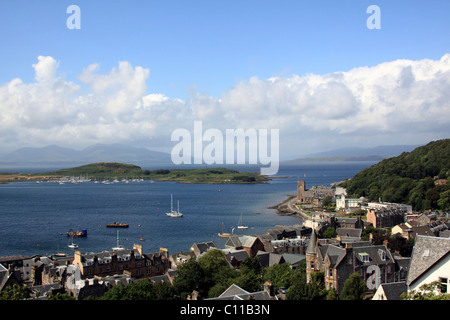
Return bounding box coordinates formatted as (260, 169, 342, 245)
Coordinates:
(268, 194, 312, 221)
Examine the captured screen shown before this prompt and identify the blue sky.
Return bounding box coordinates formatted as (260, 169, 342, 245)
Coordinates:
(1, 0, 449, 98)
(0, 0, 449, 160)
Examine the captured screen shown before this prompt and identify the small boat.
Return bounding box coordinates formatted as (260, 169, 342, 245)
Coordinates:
(166, 194, 183, 218)
(218, 223, 234, 238)
(112, 230, 125, 251)
(106, 222, 129, 228)
(237, 213, 248, 230)
(68, 235, 78, 249)
(67, 229, 88, 237)
(139, 238, 145, 242)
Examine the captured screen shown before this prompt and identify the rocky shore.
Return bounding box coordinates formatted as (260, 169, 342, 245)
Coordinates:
(268, 194, 312, 221)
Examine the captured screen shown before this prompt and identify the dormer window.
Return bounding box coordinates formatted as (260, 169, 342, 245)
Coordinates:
(359, 252, 370, 262)
(378, 249, 386, 261)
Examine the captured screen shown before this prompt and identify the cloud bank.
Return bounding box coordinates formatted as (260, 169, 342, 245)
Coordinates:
(1, 54, 449, 158)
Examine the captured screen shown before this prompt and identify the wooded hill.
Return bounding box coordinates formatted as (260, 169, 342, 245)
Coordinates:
(340, 139, 450, 211)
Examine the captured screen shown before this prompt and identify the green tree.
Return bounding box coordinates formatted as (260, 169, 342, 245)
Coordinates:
(287, 262, 327, 300)
(322, 227, 337, 239)
(101, 279, 157, 300)
(0, 284, 29, 300)
(322, 196, 332, 209)
(47, 292, 76, 300)
(172, 260, 207, 299)
(263, 263, 292, 289)
(339, 273, 367, 300)
(438, 189, 450, 211)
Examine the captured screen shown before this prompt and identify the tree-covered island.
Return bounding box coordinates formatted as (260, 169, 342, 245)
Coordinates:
(0, 162, 270, 184)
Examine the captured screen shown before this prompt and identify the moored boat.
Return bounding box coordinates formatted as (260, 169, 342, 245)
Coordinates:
(106, 222, 129, 228)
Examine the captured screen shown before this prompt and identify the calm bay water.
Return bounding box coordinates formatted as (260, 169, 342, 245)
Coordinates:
(0, 162, 376, 257)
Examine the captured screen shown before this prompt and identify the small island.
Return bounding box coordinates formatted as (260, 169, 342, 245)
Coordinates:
(0, 162, 270, 184)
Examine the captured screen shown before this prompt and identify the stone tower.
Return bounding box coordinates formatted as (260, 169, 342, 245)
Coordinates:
(297, 179, 306, 202)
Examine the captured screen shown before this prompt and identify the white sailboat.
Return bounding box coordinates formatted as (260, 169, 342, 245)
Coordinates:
(166, 194, 183, 218)
(68, 235, 78, 249)
(237, 213, 248, 230)
(112, 230, 125, 251)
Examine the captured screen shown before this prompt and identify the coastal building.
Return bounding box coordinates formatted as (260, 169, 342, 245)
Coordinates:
(335, 193, 365, 212)
(190, 241, 217, 259)
(266, 238, 307, 255)
(406, 235, 450, 295)
(366, 207, 405, 229)
(297, 179, 334, 207)
(366, 201, 412, 214)
(306, 231, 401, 294)
(73, 244, 170, 280)
(222, 249, 250, 268)
(225, 235, 265, 257)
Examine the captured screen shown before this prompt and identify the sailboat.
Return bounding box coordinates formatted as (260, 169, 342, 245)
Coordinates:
(218, 222, 234, 238)
(68, 235, 78, 249)
(112, 230, 125, 251)
(237, 213, 248, 230)
(166, 194, 183, 218)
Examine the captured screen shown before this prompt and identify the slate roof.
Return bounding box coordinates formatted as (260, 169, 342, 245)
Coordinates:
(256, 251, 285, 267)
(406, 235, 450, 286)
(225, 235, 258, 248)
(352, 245, 394, 266)
(337, 228, 362, 238)
(207, 283, 276, 300)
(376, 282, 407, 300)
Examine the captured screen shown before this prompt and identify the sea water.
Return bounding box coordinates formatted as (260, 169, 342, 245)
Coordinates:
(0, 162, 376, 257)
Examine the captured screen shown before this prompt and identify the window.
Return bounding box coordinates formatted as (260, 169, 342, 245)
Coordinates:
(359, 253, 370, 262)
(378, 249, 386, 261)
(439, 277, 448, 293)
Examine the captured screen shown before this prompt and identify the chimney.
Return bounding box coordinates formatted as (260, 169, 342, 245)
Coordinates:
(133, 244, 143, 255)
(160, 247, 169, 258)
(264, 282, 275, 297)
(345, 242, 353, 253)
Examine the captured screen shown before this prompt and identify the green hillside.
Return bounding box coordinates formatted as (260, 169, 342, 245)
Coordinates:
(340, 139, 450, 211)
(43, 162, 144, 178)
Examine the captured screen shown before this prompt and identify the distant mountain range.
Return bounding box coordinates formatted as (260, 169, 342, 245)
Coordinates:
(0, 144, 172, 169)
(288, 144, 421, 162)
(0, 143, 423, 169)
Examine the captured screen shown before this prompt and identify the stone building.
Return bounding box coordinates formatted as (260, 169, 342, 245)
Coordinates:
(366, 208, 405, 229)
(73, 244, 170, 280)
(306, 231, 401, 294)
(297, 180, 334, 206)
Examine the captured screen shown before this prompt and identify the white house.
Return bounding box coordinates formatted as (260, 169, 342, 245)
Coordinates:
(406, 235, 450, 295)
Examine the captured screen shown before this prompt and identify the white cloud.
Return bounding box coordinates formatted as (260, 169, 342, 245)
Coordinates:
(0, 54, 449, 158)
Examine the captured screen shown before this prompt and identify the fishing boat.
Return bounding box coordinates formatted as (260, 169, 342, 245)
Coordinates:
(218, 223, 234, 238)
(166, 194, 183, 218)
(106, 222, 129, 228)
(237, 213, 248, 230)
(67, 229, 88, 237)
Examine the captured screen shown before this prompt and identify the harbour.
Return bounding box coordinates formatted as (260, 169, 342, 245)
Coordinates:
(0, 162, 377, 257)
